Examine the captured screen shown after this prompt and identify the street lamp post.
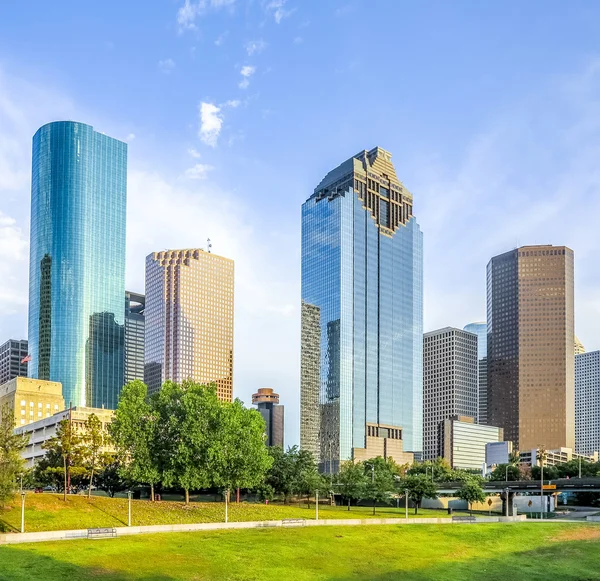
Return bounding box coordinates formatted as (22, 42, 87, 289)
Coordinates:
(405, 489, 409, 520)
(316, 490, 319, 521)
(20, 492, 25, 533)
(127, 491, 133, 527)
(579, 456, 582, 479)
(505, 465, 508, 482)
(371, 462, 375, 516)
(540, 462, 544, 520)
(504, 488, 509, 517)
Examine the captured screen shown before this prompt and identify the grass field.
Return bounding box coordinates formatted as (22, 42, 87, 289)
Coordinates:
(1, 522, 600, 580)
(0, 493, 458, 533)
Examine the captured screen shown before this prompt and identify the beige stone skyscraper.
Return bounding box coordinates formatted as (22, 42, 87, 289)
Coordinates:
(144, 249, 234, 401)
(487, 245, 574, 451)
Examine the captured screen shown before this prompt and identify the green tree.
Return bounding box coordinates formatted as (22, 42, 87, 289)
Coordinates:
(400, 474, 438, 514)
(335, 460, 367, 510)
(110, 380, 160, 500)
(0, 405, 28, 507)
(296, 451, 325, 508)
(95, 456, 128, 498)
(42, 417, 83, 500)
(456, 478, 486, 515)
(264, 446, 319, 504)
(364, 457, 397, 515)
(154, 381, 219, 504)
(489, 463, 520, 481)
(212, 398, 273, 508)
(82, 413, 106, 498)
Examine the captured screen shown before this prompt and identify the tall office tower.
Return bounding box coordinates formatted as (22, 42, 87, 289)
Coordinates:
(301, 147, 423, 471)
(423, 328, 478, 460)
(300, 301, 321, 461)
(125, 292, 145, 384)
(252, 388, 284, 448)
(28, 121, 127, 409)
(0, 340, 29, 385)
(144, 249, 234, 401)
(575, 336, 586, 356)
(487, 245, 575, 450)
(575, 350, 600, 456)
(464, 322, 488, 424)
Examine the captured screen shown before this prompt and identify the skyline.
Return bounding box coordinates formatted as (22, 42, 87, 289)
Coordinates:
(1, 1, 600, 447)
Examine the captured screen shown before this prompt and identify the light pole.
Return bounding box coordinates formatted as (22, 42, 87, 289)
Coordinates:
(225, 488, 229, 523)
(370, 462, 375, 516)
(316, 490, 319, 521)
(538, 446, 547, 521)
(504, 488, 509, 517)
(505, 465, 508, 482)
(405, 489, 409, 520)
(579, 456, 582, 479)
(127, 491, 133, 527)
(20, 491, 25, 533)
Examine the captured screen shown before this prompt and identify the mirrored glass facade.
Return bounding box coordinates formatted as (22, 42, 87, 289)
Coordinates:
(301, 147, 423, 469)
(28, 121, 127, 409)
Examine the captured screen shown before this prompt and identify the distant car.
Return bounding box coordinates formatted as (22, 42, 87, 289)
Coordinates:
(42, 486, 57, 492)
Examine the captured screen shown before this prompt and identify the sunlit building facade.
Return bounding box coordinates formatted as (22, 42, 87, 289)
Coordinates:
(144, 249, 234, 401)
(28, 121, 127, 409)
(487, 245, 575, 451)
(301, 147, 423, 471)
(463, 322, 488, 424)
(575, 350, 600, 456)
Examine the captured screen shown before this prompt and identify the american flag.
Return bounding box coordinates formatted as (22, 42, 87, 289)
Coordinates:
(21, 354, 32, 364)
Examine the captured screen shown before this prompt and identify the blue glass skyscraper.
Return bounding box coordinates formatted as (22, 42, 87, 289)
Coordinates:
(28, 121, 127, 409)
(301, 147, 423, 470)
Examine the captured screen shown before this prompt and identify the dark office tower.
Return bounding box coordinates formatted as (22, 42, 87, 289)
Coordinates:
(300, 301, 321, 461)
(0, 340, 29, 385)
(252, 388, 284, 448)
(487, 245, 575, 450)
(125, 292, 145, 384)
(28, 121, 127, 408)
(423, 328, 478, 460)
(464, 322, 488, 424)
(301, 147, 423, 471)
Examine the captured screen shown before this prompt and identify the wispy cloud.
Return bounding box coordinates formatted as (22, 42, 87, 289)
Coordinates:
(266, 0, 294, 24)
(293, 36, 303, 45)
(215, 31, 229, 46)
(198, 102, 223, 147)
(188, 147, 202, 158)
(184, 163, 215, 180)
(246, 39, 267, 56)
(177, 0, 236, 33)
(158, 58, 176, 74)
(239, 65, 256, 89)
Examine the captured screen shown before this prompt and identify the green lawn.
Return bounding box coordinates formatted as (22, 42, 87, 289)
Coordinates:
(1, 523, 600, 580)
(0, 493, 457, 533)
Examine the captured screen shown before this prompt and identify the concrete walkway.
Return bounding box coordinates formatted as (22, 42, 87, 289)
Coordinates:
(0, 515, 526, 546)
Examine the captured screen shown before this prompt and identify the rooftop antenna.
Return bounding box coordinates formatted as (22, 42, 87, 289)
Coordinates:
(207, 238, 212, 253)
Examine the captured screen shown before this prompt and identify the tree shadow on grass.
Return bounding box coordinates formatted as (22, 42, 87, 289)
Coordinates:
(326, 536, 600, 581)
(0, 544, 176, 581)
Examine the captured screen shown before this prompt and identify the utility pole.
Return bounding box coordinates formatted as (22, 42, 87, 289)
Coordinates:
(579, 456, 582, 479)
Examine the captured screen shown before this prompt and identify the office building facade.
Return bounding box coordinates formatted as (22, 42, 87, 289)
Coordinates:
(0, 340, 29, 385)
(125, 291, 145, 384)
(423, 328, 478, 460)
(439, 416, 503, 470)
(463, 322, 488, 424)
(301, 147, 423, 470)
(575, 350, 600, 456)
(0, 377, 64, 428)
(487, 245, 575, 450)
(145, 249, 234, 401)
(28, 121, 127, 410)
(252, 388, 284, 448)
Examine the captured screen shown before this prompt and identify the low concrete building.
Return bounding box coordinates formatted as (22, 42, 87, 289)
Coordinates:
(438, 415, 503, 470)
(0, 377, 64, 428)
(14, 406, 114, 468)
(519, 447, 598, 467)
(352, 423, 414, 466)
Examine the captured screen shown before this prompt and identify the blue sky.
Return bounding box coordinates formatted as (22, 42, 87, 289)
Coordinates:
(1, 0, 599, 446)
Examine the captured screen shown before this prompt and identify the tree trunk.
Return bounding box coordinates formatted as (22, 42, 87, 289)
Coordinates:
(348, 498, 350, 511)
(414, 503, 418, 515)
(63, 455, 67, 502)
(307, 494, 310, 509)
(185, 488, 190, 505)
(88, 467, 94, 499)
(236, 488, 240, 503)
(151, 484, 155, 502)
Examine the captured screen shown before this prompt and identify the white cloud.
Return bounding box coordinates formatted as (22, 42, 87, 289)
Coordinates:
(184, 163, 214, 180)
(158, 59, 175, 74)
(215, 31, 229, 46)
(188, 147, 202, 158)
(198, 102, 223, 147)
(177, 0, 237, 32)
(266, 0, 294, 24)
(246, 39, 267, 56)
(293, 36, 303, 44)
(126, 133, 136, 141)
(224, 99, 241, 108)
(238, 65, 256, 90)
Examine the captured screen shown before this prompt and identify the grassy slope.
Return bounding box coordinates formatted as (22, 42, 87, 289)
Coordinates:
(1, 523, 600, 580)
(0, 493, 456, 533)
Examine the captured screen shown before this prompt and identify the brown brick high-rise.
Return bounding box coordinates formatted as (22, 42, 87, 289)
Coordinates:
(487, 245, 574, 450)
